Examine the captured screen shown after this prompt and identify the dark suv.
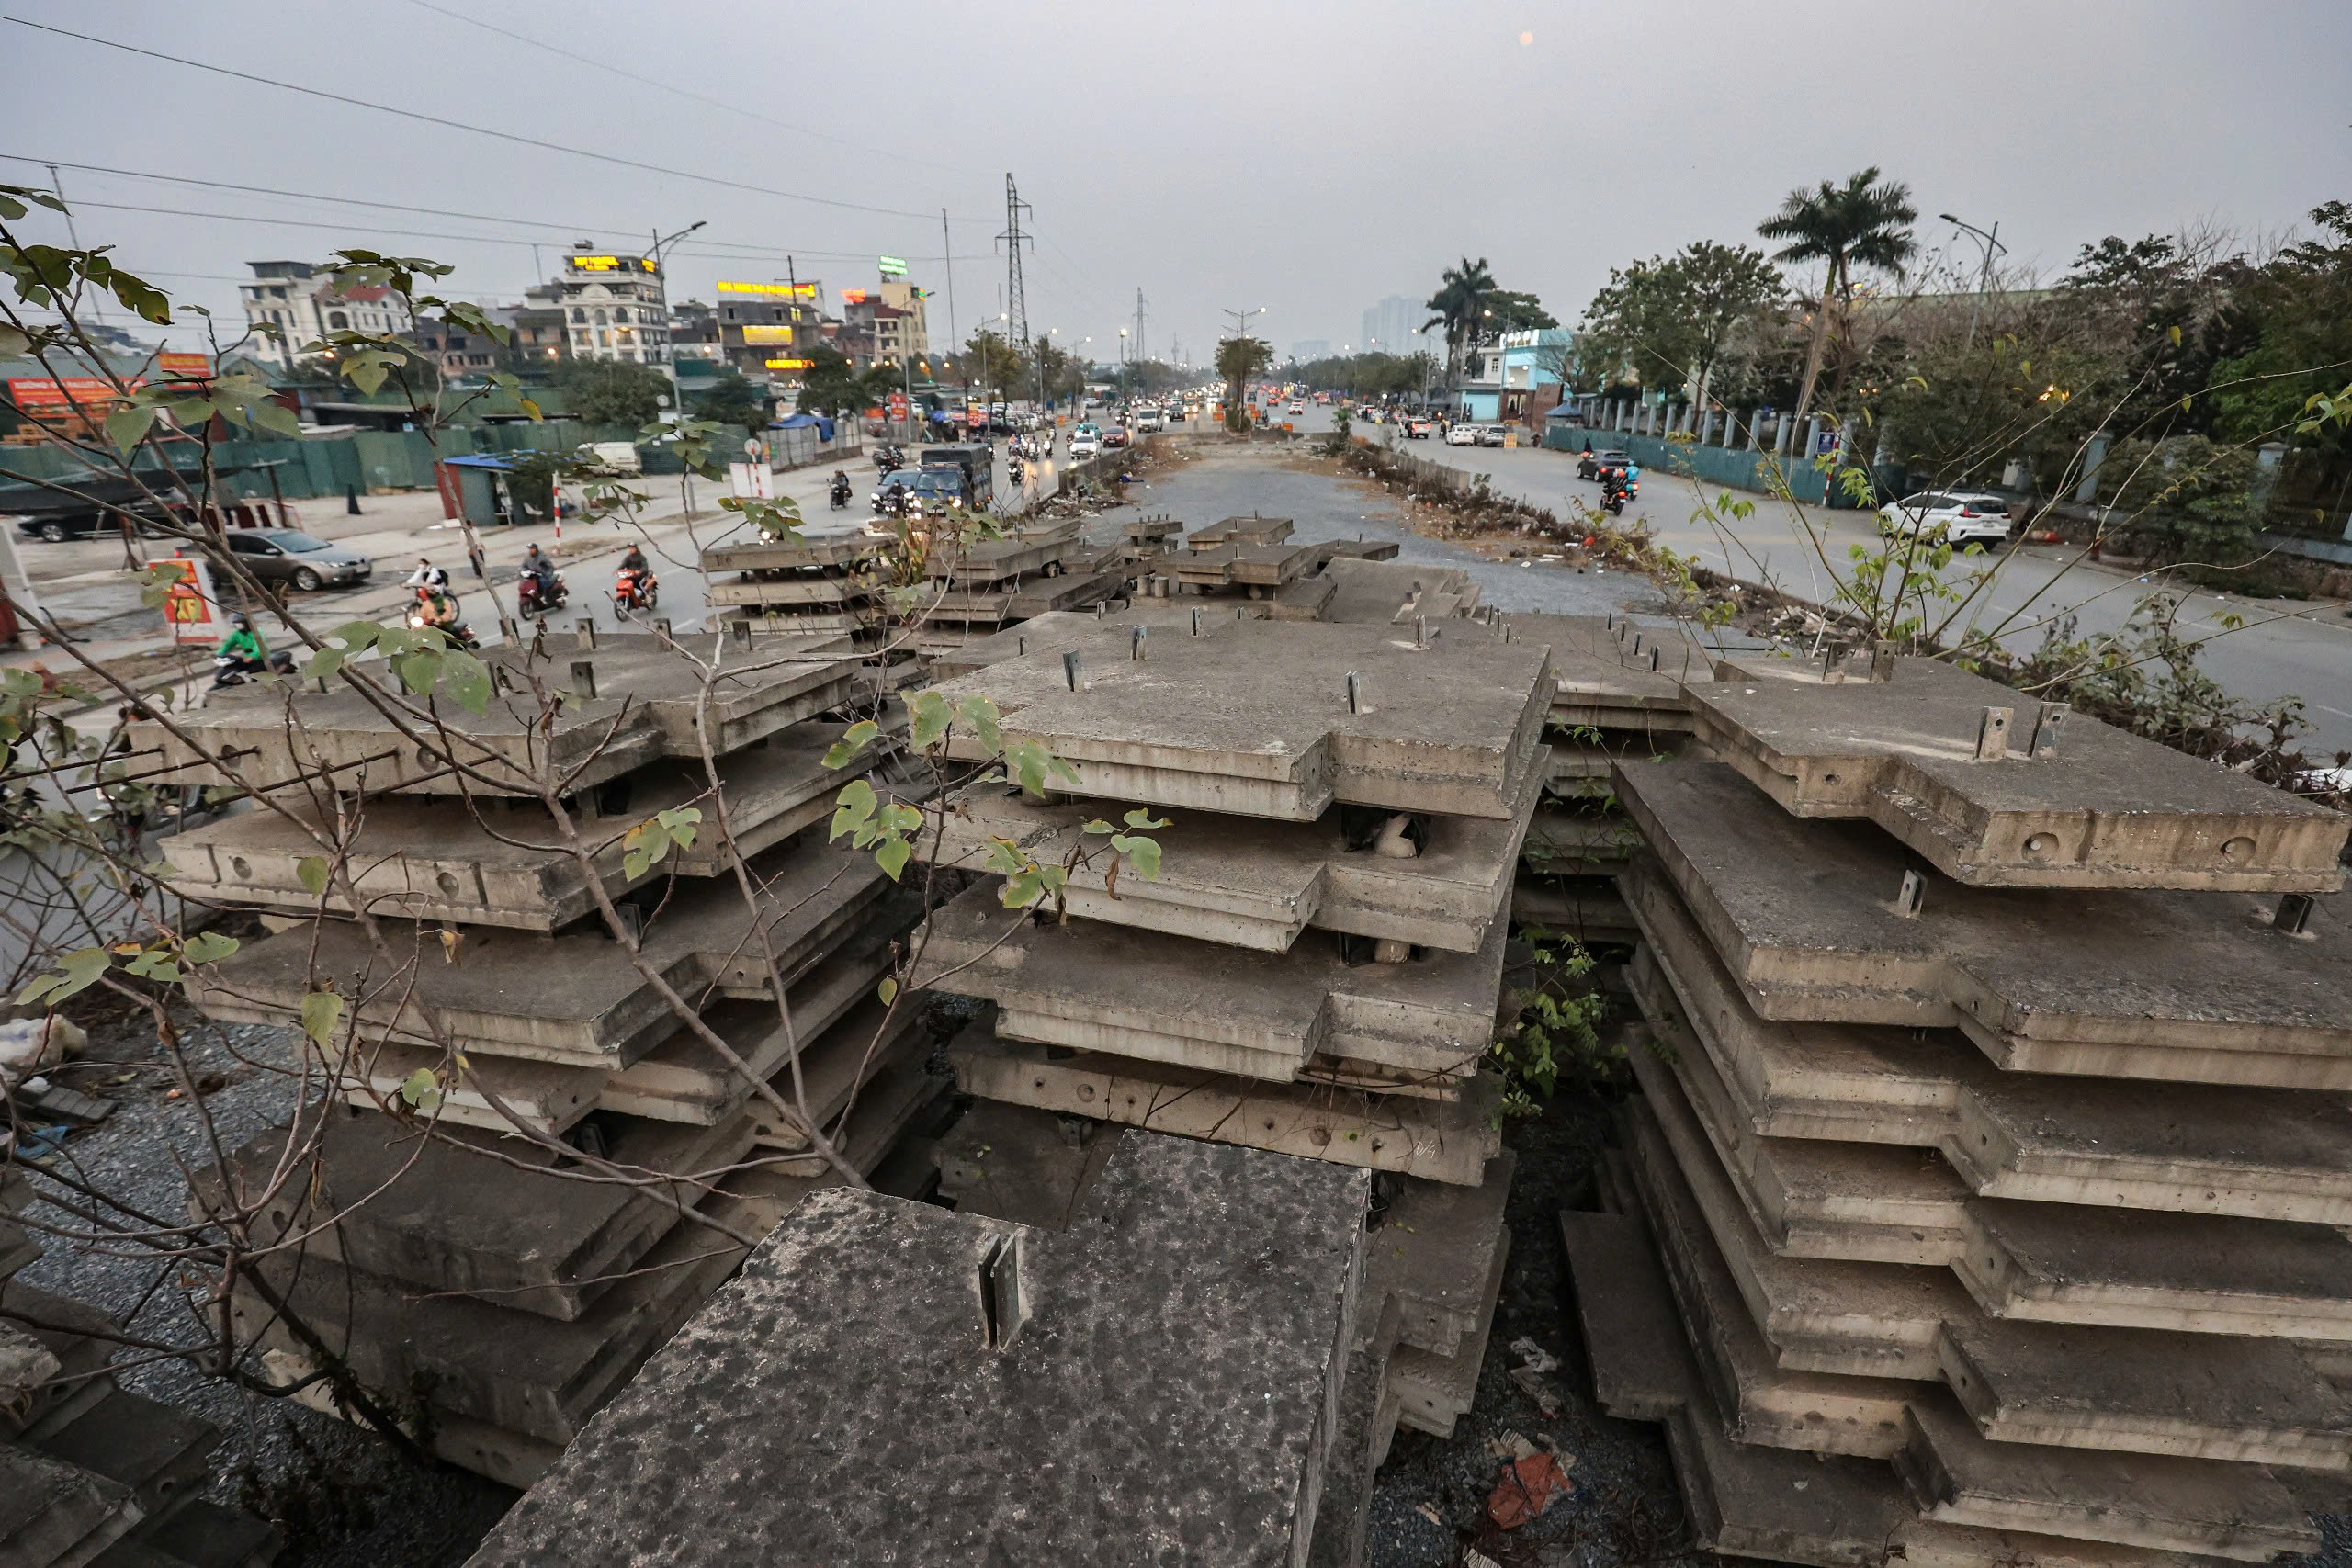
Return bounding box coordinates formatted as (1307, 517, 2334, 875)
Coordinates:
(1577, 448, 1630, 481)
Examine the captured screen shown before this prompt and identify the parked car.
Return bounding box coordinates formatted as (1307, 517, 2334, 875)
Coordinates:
(574, 441, 642, 476)
(11, 506, 156, 543)
(1877, 491, 2014, 548)
(1443, 424, 1481, 446)
(1577, 448, 1630, 480)
(206, 527, 374, 592)
(1475, 424, 1509, 447)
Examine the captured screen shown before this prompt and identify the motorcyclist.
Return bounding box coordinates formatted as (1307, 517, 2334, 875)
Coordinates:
(519, 543, 557, 591)
(403, 558, 449, 591)
(884, 480, 909, 519)
(213, 612, 268, 676)
(829, 469, 853, 509)
(619, 544, 649, 576)
(414, 582, 462, 632)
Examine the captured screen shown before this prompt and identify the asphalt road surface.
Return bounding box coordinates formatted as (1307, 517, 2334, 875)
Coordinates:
(1294, 403, 2352, 758)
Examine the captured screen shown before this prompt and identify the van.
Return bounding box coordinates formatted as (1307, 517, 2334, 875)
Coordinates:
(1131, 408, 1165, 434)
(576, 441, 642, 476)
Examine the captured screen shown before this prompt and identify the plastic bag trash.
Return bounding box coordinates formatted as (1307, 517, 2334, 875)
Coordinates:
(0, 1016, 85, 1091)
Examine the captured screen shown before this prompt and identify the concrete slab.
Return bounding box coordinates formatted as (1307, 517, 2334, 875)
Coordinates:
(1390, 1227, 1510, 1438)
(1510, 875, 1638, 943)
(1617, 759, 2352, 1087)
(141, 631, 862, 797)
(928, 525, 1081, 583)
(0, 1447, 141, 1568)
(23, 1387, 216, 1515)
(343, 891, 912, 1133)
(948, 1029, 1501, 1186)
(752, 1056, 945, 1175)
(1308, 1293, 1401, 1568)
(1521, 805, 1644, 872)
(1266, 570, 1340, 622)
(933, 1100, 1115, 1230)
(699, 536, 880, 573)
(234, 1174, 780, 1447)
(466, 1133, 1369, 1568)
(1689, 657, 2346, 890)
(742, 992, 928, 1150)
(1318, 558, 1478, 626)
(1363, 1154, 1515, 1359)
(914, 878, 1504, 1083)
(1188, 514, 1296, 550)
(1894, 1391, 2315, 1560)
(1565, 1200, 2256, 1568)
(917, 767, 1536, 953)
(0, 1286, 118, 1440)
(1628, 883, 2352, 1224)
(211, 1106, 756, 1320)
(927, 617, 1551, 821)
(704, 571, 880, 606)
(190, 834, 886, 1069)
(160, 723, 861, 930)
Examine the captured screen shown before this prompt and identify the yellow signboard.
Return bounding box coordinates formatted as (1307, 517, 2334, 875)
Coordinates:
(741, 324, 795, 344)
(763, 357, 815, 370)
(718, 280, 818, 298)
(569, 254, 658, 274)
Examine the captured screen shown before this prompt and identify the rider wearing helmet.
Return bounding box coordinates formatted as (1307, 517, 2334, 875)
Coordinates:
(214, 612, 266, 671)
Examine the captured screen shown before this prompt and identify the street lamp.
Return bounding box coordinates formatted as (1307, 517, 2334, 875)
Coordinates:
(1939, 213, 2007, 349)
(649, 219, 707, 509)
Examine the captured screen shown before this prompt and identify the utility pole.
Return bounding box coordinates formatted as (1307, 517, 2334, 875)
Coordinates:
(996, 175, 1038, 415)
(941, 208, 962, 428)
(1133, 288, 1148, 368)
(650, 220, 707, 512)
(1940, 213, 2006, 351)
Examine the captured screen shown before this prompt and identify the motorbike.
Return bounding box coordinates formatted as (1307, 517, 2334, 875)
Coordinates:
(613, 565, 660, 614)
(209, 649, 296, 691)
(1007, 457, 1024, 487)
(407, 607, 481, 649)
(829, 476, 853, 511)
(1600, 481, 1629, 517)
(517, 570, 568, 615)
(872, 444, 905, 471)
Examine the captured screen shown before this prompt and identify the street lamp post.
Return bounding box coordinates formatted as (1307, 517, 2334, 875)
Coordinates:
(1939, 213, 2006, 350)
(650, 220, 707, 511)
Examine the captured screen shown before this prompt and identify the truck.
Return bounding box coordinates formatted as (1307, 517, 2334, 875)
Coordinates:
(919, 445, 996, 509)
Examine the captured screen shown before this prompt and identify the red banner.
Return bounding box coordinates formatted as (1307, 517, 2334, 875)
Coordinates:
(6, 376, 141, 409)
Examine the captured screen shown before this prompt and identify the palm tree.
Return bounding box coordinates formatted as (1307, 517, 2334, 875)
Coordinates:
(1423, 256, 1497, 392)
(1757, 167, 1918, 424)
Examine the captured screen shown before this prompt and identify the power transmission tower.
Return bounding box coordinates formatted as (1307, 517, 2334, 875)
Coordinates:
(996, 175, 1039, 410)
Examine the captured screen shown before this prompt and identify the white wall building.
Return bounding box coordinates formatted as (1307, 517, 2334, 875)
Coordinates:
(238, 261, 411, 365)
(557, 247, 672, 365)
(1360, 295, 1438, 360)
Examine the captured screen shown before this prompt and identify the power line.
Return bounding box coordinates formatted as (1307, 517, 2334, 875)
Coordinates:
(0, 154, 983, 261)
(0, 14, 979, 227)
(51, 198, 981, 268)
(399, 0, 989, 182)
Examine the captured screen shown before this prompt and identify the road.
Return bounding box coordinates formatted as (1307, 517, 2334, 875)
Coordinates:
(1287, 404, 2352, 758)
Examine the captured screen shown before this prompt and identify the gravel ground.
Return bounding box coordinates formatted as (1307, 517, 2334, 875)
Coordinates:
(12, 1001, 517, 1565)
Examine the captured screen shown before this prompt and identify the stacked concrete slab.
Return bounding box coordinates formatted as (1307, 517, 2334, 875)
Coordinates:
(3, 1177, 281, 1568)
(143, 624, 941, 1482)
(1565, 654, 2352, 1565)
(900, 615, 1544, 1535)
(464, 1132, 1372, 1567)
(700, 533, 887, 640)
(914, 518, 1127, 645)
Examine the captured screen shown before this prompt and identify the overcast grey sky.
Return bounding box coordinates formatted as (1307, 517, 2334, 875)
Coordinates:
(6, 0, 2348, 368)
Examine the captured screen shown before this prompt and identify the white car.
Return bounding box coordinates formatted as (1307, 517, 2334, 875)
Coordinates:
(1443, 424, 1481, 446)
(1877, 491, 2012, 548)
(1069, 432, 1102, 458)
(1286, 401, 1304, 415)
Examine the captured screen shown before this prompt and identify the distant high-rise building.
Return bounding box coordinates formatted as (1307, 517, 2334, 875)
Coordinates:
(1361, 296, 1436, 359)
(1289, 339, 1331, 363)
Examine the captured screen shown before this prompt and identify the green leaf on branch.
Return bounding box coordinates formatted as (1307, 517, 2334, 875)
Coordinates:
(1110, 833, 1162, 880)
(300, 990, 345, 1049)
(295, 855, 331, 896)
(17, 946, 110, 1006)
(442, 650, 492, 715)
(655, 807, 701, 852)
(182, 931, 240, 964)
(908, 691, 952, 750)
(876, 976, 899, 1007)
(398, 1066, 443, 1112)
(103, 403, 157, 453)
(956, 694, 1002, 755)
(828, 778, 877, 841)
(821, 719, 879, 770)
(875, 837, 910, 881)
(1121, 808, 1170, 830)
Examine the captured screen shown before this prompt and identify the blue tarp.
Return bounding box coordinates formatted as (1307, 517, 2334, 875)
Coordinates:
(439, 454, 516, 470)
(769, 413, 836, 441)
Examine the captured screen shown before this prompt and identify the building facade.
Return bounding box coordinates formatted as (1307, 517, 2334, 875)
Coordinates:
(239, 261, 413, 365)
(703, 281, 830, 380)
(557, 248, 672, 365)
(1453, 328, 1575, 422)
(1290, 339, 1331, 363)
(1360, 296, 1437, 360)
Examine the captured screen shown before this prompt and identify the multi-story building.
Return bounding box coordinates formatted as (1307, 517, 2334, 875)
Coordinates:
(839, 280, 929, 370)
(1359, 296, 1437, 361)
(1454, 329, 1575, 423)
(1289, 339, 1331, 363)
(556, 247, 671, 365)
(408, 284, 571, 380)
(239, 261, 413, 365)
(702, 281, 829, 379)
